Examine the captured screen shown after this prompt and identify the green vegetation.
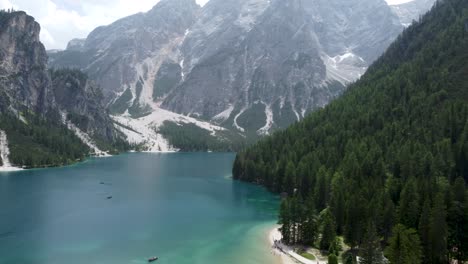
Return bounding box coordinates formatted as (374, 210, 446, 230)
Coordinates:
(233, 0, 468, 263)
(158, 121, 246, 152)
(385, 224, 422, 264)
(299, 252, 316, 260)
(0, 113, 89, 168)
(328, 253, 338, 264)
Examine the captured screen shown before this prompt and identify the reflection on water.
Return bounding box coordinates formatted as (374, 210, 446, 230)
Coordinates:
(0, 153, 279, 264)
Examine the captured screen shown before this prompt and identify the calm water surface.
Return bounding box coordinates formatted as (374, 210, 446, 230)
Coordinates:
(0, 153, 280, 264)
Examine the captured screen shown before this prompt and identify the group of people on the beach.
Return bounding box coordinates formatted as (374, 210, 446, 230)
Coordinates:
(271, 239, 281, 256)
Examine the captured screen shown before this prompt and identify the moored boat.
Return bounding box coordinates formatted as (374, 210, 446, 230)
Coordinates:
(148, 257, 158, 262)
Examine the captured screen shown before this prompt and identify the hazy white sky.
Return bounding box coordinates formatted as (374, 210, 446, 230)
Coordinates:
(0, 0, 411, 50)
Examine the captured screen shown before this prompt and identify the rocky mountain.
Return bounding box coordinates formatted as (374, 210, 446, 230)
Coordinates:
(0, 10, 53, 115)
(163, 0, 403, 133)
(390, 0, 437, 27)
(66, 38, 85, 51)
(50, 0, 440, 141)
(50, 0, 200, 109)
(0, 10, 126, 168)
(50, 69, 122, 148)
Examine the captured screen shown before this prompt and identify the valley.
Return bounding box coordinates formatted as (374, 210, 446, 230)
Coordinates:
(2, 0, 467, 264)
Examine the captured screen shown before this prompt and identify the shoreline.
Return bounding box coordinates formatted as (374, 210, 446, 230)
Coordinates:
(0, 166, 23, 172)
(268, 225, 327, 264)
(268, 225, 297, 264)
(0, 151, 237, 173)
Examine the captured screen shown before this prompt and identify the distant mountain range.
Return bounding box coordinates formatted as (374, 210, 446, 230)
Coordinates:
(0, 0, 437, 159)
(50, 0, 432, 142)
(390, 0, 437, 26)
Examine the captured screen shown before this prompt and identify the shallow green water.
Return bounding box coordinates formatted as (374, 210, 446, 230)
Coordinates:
(0, 153, 280, 264)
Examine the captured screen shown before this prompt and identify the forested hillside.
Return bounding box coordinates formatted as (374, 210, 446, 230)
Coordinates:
(0, 113, 90, 168)
(0, 10, 127, 168)
(233, 0, 468, 263)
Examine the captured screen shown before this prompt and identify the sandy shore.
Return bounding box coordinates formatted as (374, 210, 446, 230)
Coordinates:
(268, 225, 328, 264)
(268, 225, 297, 264)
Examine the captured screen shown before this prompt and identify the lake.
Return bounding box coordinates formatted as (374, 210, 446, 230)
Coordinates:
(0, 153, 280, 264)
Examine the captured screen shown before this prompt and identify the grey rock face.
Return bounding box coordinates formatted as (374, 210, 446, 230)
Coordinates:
(390, 0, 437, 27)
(50, 0, 426, 135)
(50, 69, 119, 143)
(50, 0, 200, 109)
(0, 11, 122, 146)
(0, 11, 53, 114)
(66, 38, 86, 51)
(304, 0, 403, 62)
(163, 0, 403, 133)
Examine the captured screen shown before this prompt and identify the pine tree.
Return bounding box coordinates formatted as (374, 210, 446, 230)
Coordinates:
(418, 198, 431, 264)
(301, 205, 319, 246)
(429, 193, 448, 264)
(279, 199, 291, 244)
(320, 209, 336, 251)
(315, 166, 329, 210)
(359, 222, 384, 264)
(284, 161, 296, 195)
(398, 178, 420, 228)
(385, 224, 422, 264)
(343, 252, 356, 264)
(328, 253, 339, 264)
(345, 194, 365, 248)
(380, 195, 396, 241)
(448, 177, 468, 262)
(330, 174, 346, 235)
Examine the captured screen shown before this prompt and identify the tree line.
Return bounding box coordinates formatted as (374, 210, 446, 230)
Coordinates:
(233, 0, 468, 263)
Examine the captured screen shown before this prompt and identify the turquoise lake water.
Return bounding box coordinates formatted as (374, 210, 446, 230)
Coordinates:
(0, 153, 280, 264)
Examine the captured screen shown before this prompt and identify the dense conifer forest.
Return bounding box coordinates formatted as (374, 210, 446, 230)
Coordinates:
(233, 0, 468, 262)
(0, 113, 90, 168)
(158, 121, 248, 152)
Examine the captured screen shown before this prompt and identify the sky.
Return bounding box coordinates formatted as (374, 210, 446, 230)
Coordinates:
(0, 0, 411, 50)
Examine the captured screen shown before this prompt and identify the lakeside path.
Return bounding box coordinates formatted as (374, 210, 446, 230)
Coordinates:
(269, 225, 328, 264)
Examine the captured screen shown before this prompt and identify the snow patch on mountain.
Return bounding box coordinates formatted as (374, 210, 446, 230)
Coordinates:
(212, 104, 235, 122)
(257, 103, 273, 135)
(323, 52, 368, 85)
(233, 107, 247, 133)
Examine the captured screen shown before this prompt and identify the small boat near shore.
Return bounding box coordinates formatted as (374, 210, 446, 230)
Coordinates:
(148, 256, 158, 262)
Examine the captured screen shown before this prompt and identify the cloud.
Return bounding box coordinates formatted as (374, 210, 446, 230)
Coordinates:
(0, 0, 210, 50)
(386, 0, 414, 5)
(0, 0, 408, 50)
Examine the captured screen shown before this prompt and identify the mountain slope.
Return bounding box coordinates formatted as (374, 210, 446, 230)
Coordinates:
(0, 10, 53, 115)
(0, 10, 126, 168)
(49, 0, 200, 108)
(233, 0, 468, 261)
(162, 0, 403, 134)
(50, 0, 406, 138)
(391, 0, 437, 27)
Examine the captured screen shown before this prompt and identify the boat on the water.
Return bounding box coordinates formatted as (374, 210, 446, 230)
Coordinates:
(148, 257, 158, 262)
